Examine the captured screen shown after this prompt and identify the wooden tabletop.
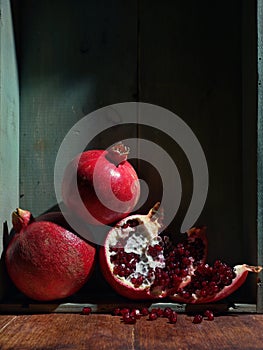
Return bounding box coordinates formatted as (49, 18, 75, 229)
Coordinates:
(0, 313, 263, 349)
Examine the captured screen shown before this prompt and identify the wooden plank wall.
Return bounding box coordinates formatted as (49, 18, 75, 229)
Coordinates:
(257, 0, 263, 312)
(138, 0, 257, 301)
(14, 0, 138, 216)
(0, 0, 19, 299)
(6, 0, 258, 303)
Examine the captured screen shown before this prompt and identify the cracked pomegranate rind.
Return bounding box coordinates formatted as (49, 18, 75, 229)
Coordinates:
(170, 263, 262, 304)
(99, 204, 207, 300)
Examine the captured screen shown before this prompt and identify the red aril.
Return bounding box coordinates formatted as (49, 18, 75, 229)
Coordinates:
(148, 312, 158, 321)
(192, 314, 203, 324)
(170, 262, 262, 304)
(5, 208, 96, 301)
(100, 204, 262, 302)
(99, 203, 207, 300)
(62, 142, 140, 225)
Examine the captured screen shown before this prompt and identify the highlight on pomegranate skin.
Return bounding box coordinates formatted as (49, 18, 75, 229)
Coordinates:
(61, 142, 141, 226)
(5, 208, 96, 301)
(99, 203, 208, 300)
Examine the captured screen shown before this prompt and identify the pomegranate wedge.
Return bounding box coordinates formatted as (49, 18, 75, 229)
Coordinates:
(170, 263, 262, 304)
(99, 204, 207, 300)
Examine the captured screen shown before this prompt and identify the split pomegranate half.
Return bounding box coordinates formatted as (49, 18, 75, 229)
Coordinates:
(99, 203, 208, 300)
(100, 204, 262, 303)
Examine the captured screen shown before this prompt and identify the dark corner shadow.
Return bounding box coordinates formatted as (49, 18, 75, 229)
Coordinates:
(0, 221, 14, 301)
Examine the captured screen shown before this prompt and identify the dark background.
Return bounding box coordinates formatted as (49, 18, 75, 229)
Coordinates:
(10, 0, 258, 302)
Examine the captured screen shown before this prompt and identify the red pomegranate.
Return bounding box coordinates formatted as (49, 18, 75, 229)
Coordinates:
(170, 263, 262, 304)
(99, 203, 208, 300)
(5, 208, 96, 301)
(100, 204, 262, 302)
(62, 142, 140, 225)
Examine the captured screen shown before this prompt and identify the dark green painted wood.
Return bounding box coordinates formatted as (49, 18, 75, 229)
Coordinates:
(0, 0, 260, 308)
(0, 0, 19, 300)
(241, 0, 258, 286)
(0, 301, 257, 314)
(257, 0, 263, 313)
(17, 0, 138, 216)
(138, 1, 257, 302)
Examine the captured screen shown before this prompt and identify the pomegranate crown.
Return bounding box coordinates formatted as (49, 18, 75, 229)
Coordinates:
(107, 142, 130, 165)
(12, 208, 33, 232)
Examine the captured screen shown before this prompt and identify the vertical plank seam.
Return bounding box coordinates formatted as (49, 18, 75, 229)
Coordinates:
(131, 326, 135, 350)
(136, 0, 141, 164)
(257, 0, 263, 313)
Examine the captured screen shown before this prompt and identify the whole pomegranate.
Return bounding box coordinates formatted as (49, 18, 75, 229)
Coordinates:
(100, 204, 262, 302)
(62, 142, 140, 225)
(5, 208, 96, 301)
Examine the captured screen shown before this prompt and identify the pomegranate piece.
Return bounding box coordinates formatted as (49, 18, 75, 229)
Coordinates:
(122, 314, 136, 324)
(99, 204, 207, 300)
(120, 308, 130, 316)
(168, 311, 178, 324)
(204, 310, 214, 321)
(82, 307, 92, 315)
(141, 307, 149, 316)
(62, 142, 140, 225)
(151, 307, 164, 317)
(148, 312, 158, 321)
(112, 308, 121, 316)
(130, 309, 141, 319)
(163, 307, 173, 318)
(5, 209, 96, 301)
(170, 261, 262, 304)
(193, 314, 203, 324)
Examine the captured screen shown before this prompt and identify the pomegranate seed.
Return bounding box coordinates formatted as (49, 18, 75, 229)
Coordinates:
(151, 308, 163, 317)
(204, 310, 214, 321)
(112, 308, 121, 316)
(148, 312, 158, 321)
(122, 314, 136, 324)
(82, 307, 92, 315)
(168, 311, 178, 324)
(130, 309, 141, 319)
(163, 307, 173, 318)
(193, 314, 203, 324)
(141, 307, 149, 316)
(126, 219, 140, 227)
(120, 308, 130, 316)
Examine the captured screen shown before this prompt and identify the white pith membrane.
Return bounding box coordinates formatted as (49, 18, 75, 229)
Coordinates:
(106, 215, 165, 292)
(104, 210, 204, 297)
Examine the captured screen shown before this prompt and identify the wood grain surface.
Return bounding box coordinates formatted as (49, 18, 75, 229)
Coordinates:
(0, 313, 263, 350)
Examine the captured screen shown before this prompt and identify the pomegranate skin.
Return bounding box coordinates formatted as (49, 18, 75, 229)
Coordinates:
(62, 143, 140, 225)
(99, 204, 208, 300)
(170, 264, 262, 304)
(5, 210, 96, 301)
(99, 211, 164, 300)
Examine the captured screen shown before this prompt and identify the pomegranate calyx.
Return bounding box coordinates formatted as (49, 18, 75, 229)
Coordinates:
(107, 142, 130, 165)
(12, 208, 34, 232)
(237, 264, 263, 274)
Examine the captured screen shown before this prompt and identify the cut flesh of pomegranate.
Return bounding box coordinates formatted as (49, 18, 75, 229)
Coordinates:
(170, 263, 262, 304)
(100, 204, 262, 302)
(99, 204, 207, 300)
